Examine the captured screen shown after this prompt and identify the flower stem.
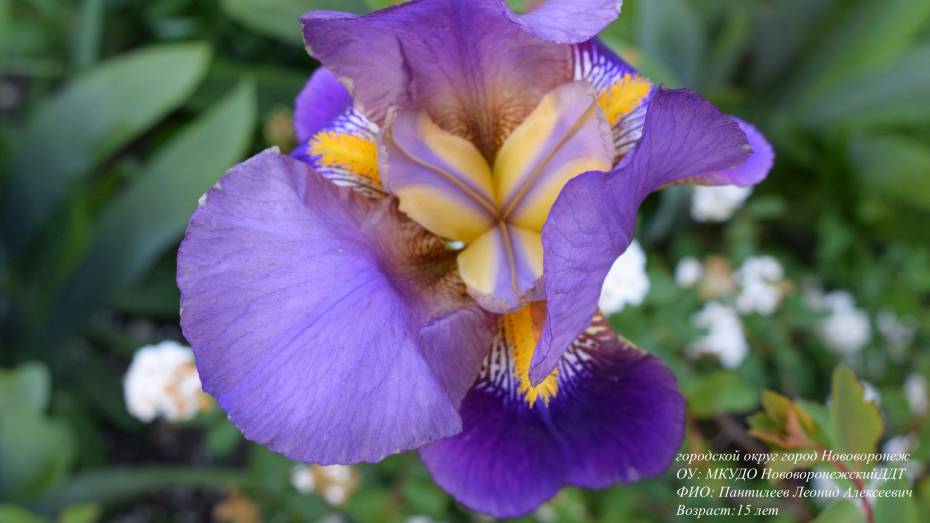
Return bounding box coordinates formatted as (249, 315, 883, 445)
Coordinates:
(820, 448, 874, 523)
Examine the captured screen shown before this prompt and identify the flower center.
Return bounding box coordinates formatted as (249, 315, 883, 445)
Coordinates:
(380, 81, 614, 312)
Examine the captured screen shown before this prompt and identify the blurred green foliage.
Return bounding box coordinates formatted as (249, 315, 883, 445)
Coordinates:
(1, 0, 929, 521)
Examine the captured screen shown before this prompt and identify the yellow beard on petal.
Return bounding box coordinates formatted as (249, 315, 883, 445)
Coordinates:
(504, 305, 559, 407)
(597, 73, 652, 126)
(310, 131, 380, 183)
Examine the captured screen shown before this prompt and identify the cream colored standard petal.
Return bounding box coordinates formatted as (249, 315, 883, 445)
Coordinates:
(493, 81, 614, 231)
(380, 110, 498, 242)
(457, 224, 544, 313)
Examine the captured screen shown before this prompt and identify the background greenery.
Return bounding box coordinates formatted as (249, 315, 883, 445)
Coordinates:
(2, 0, 929, 521)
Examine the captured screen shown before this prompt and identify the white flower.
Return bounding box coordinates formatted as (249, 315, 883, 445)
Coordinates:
(876, 311, 916, 360)
(812, 290, 871, 355)
(904, 374, 928, 416)
(534, 504, 557, 523)
(291, 464, 359, 506)
(405, 517, 444, 523)
(691, 185, 752, 222)
(861, 381, 881, 405)
(674, 256, 703, 288)
(882, 434, 924, 481)
(689, 302, 749, 368)
(734, 255, 785, 316)
(290, 465, 316, 495)
(599, 240, 650, 314)
(323, 484, 348, 505)
(123, 340, 206, 422)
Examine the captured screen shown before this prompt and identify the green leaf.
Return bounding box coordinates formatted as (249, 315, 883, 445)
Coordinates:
(3, 43, 212, 253)
(800, 43, 930, 127)
(874, 479, 918, 523)
(684, 370, 759, 418)
(702, 7, 749, 89)
(786, 0, 930, 109)
(850, 134, 930, 212)
(829, 366, 883, 465)
(33, 467, 247, 513)
(204, 421, 243, 460)
(0, 380, 75, 500)
(59, 503, 101, 523)
(811, 500, 865, 523)
(72, 0, 104, 68)
(41, 81, 257, 347)
(0, 362, 51, 413)
(635, 0, 704, 87)
(342, 487, 395, 523)
(0, 505, 46, 523)
(221, 0, 369, 45)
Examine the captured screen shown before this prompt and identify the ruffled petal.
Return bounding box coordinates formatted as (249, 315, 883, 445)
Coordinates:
(302, 0, 573, 157)
(293, 68, 353, 144)
(529, 88, 757, 384)
(178, 150, 496, 464)
(684, 118, 774, 187)
(493, 81, 613, 231)
(420, 314, 684, 518)
(507, 0, 622, 44)
(380, 110, 498, 242)
(456, 224, 543, 313)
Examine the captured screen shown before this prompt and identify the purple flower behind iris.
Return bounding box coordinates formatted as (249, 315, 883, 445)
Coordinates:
(177, 0, 773, 516)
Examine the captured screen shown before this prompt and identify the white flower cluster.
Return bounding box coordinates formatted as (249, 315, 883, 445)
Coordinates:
(877, 311, 916, 361)
(808, 289, 872, 355)
(689, 302, 748, 369)
(291, 464, 359, 506)
(676, 255, 788, 368)
(404, 517, 447, 523)
(599, 240, 650, 314)
(734, 256, 785, 316)
(904, 373, 928, 416)
(691, 186, 753, 222)
(123, 340, 208, 422)
(674, 256, 703, 288)
(882, 434, 925, 482)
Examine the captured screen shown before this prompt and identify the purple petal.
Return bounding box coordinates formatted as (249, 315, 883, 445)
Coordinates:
(691, 118, 774, 186)
(293, 67, 353, 144)
(301, 0, 573, 157)
(379, 109, 498, 242)
(420, 315, 684, 518)
(530, 88, 754, 384)
(507, 0, 622, 44)
(178, 150, 495, 464)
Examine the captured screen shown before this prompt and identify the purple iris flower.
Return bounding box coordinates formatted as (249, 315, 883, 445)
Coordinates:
(177, 0, 773, 516)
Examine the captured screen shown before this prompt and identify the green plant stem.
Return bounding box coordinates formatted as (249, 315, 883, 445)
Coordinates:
(820, 448, 874, 523)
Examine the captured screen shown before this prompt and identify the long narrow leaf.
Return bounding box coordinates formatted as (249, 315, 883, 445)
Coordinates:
(3, 43, 212, 253)
(40, 81, 257, 347)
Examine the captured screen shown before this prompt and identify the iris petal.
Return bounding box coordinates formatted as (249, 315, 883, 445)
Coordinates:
(530, 88, 759, 385)
(506, 0, 622, 44)
(420, 313, 684, 518)
(456, 224, 543, 313)
(293, 67, 353, 144)
(678, 118, 774, 187)
(380, 110, 498, 242)
(493, 81, 613, 231)
(302, 0, 575, 157)
(178, 150, 496, 464)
